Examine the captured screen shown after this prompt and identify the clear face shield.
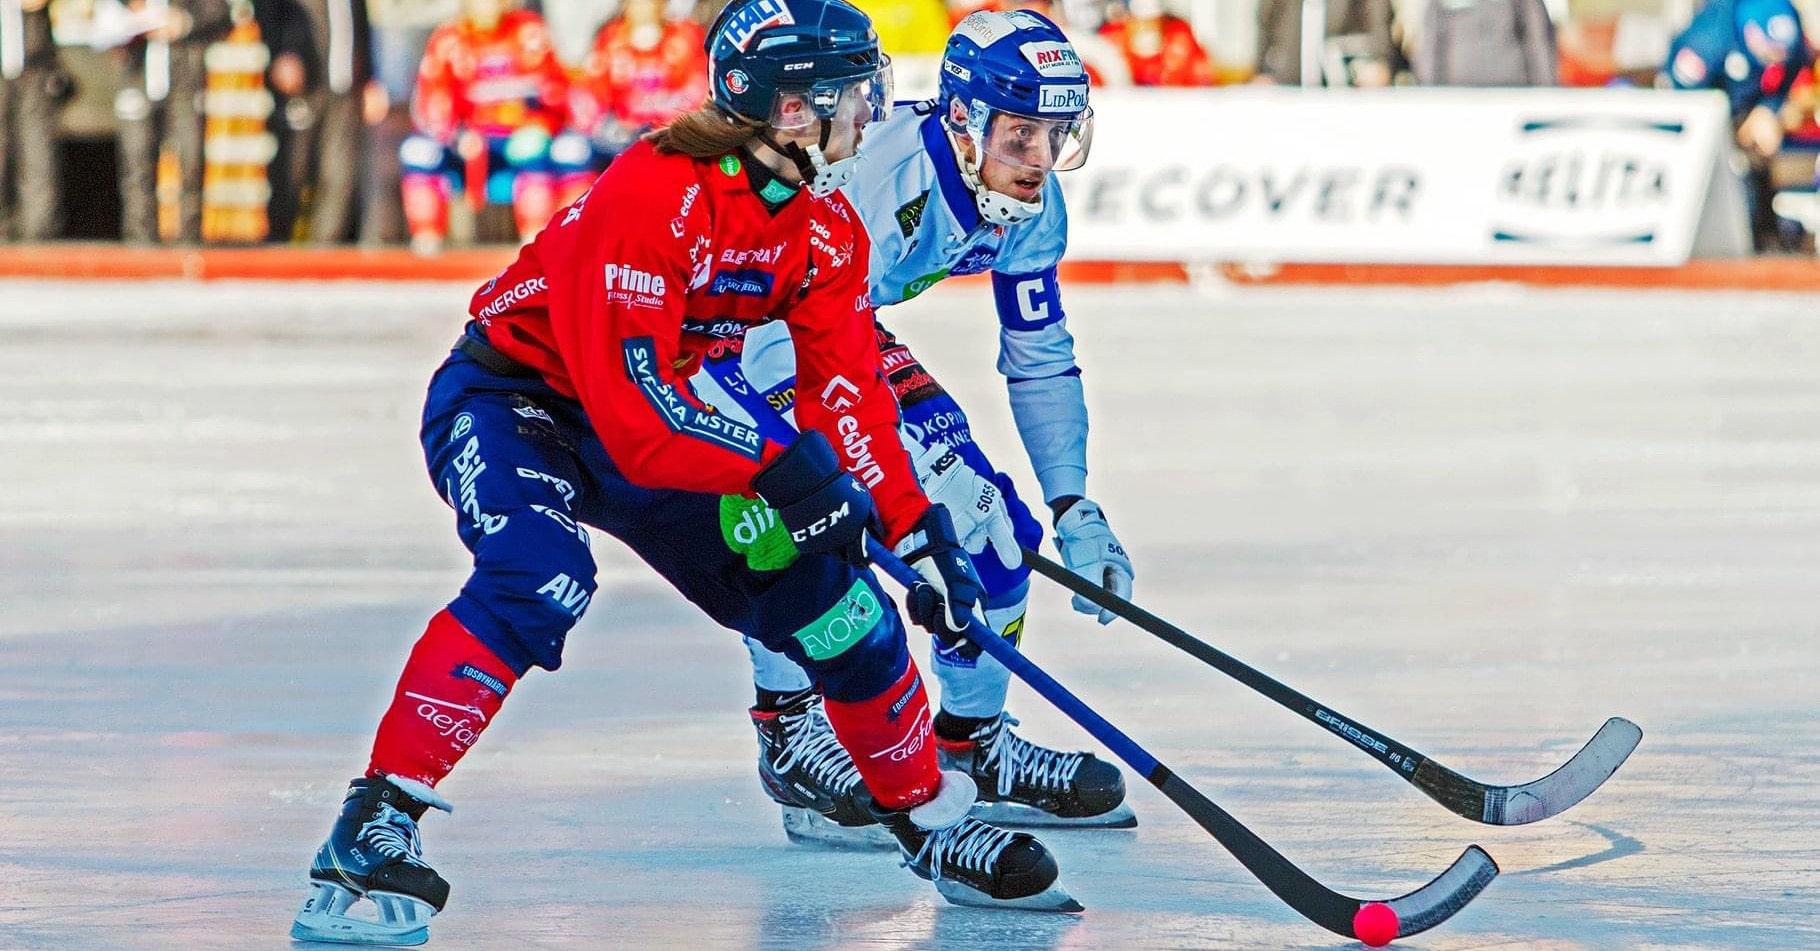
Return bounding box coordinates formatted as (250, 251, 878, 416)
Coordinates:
(756, 58, 892, 197)
(766, 58, 895, 133)
(974, 106, 1095, 176)
(950, 99, 1094, 225)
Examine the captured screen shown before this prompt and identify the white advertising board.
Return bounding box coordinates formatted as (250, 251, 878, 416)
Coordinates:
(1059, 88, 1743, 266)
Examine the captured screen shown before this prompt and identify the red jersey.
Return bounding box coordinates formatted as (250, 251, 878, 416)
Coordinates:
(414, 9, 571, 141)
(470, 142, 929, 544)
(576, 19, 709, 131)
(1100, 17, 1214, 87)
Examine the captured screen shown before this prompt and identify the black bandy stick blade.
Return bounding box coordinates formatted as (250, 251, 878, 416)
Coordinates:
(1463, 717, 1643, 825)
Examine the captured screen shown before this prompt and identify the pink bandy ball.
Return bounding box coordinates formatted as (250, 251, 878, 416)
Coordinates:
(1352, 901, 1399, 947)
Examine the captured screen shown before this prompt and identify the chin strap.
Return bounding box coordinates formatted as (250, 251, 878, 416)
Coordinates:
(944, 124, 1042, 226)
(758, 120, 861, 198)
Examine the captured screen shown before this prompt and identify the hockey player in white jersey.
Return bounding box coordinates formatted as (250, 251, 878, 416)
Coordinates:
(691, 9, 1137, 845)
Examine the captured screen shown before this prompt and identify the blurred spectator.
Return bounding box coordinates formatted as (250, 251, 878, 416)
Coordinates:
(1413, 0, 1555, 87)
(1, 0, 65, 240)
(109, 0, 234, 244)
(1017, 0, 1129, 85)
(574, 0, 705, 163)
(1099, 0, 1213, 86)
(257, 0, 372, 243)
(1666, 0, 1812, 249)
(1254, 0, 1394, 86)
(1785, 63, 1820, 145)
(360, 0, 457, 244)
(1556, 13, 1671, 88)
(403, 0, 574, 252)
(543, 0, 619, 66)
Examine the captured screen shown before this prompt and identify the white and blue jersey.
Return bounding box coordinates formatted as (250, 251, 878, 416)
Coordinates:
(691, 101, 1090, 526)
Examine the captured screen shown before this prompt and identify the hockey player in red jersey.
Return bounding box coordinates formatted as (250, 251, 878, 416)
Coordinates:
(291, 0, 1078, 944)
(400, 0, 585, 252)
(571, 0, 709, 162)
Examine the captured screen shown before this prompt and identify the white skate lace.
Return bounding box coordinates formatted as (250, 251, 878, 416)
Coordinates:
(910, 816, 1017, 881)
(358, 803, 428, 868)
(774, 702, 864, 795)
(983, 715, 1084, 798)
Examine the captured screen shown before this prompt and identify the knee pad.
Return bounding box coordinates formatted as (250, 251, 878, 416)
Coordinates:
(774, 574, 909, 704)
(452, 501, 597, 674)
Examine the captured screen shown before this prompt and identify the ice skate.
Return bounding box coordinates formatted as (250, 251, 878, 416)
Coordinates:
(290, 776, 452, 946)
(938, 713, 1135, 828)
(874, 769, 1082, 912)
(752, 690, 896, 851)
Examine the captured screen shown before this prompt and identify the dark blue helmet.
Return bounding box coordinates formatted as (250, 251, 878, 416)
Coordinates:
(940, 10, 1091, 132)
(706, 0, 888, 126)
(936, 10, 1094, 224)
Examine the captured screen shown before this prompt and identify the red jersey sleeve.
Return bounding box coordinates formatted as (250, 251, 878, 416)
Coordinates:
(550, 162, 782, 496)
(786, 196, 930, 545)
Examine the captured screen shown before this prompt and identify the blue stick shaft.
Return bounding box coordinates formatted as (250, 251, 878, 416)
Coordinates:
(871, 548, 1160, 778)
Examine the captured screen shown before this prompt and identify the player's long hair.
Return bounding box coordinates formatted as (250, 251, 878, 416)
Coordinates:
(647, 105, 766, 157)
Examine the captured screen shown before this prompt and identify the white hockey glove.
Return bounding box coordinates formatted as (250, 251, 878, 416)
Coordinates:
(914, 442, 1020, 570)
(1053, 498, 1134, 625)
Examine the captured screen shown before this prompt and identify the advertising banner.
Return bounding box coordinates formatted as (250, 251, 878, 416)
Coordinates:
(1061, 88, 1744, 265)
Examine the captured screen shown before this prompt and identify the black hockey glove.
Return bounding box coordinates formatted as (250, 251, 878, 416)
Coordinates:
(752, 430, 873, 566)
(893, 504, 985, 644)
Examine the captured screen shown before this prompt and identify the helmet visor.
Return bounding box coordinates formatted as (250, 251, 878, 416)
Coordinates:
(768, 57, 895, 132)
(977, 105, 1094, 173)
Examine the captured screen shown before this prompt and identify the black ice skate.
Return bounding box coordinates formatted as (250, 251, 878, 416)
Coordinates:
(751, 691, 895, 851)
(290, 776, 452, 946)
(937, 713, 1136, 828)
(874, 769, 1082, 912)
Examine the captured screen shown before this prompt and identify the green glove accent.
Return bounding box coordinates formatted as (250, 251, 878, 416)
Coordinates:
(719, 495, 799, 571)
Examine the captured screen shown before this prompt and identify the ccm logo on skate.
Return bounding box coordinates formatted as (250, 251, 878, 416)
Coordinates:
(1314, 708, 1390, 756)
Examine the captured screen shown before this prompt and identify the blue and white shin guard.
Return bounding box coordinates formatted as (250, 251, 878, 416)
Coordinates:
(928, 591, 1026, 719)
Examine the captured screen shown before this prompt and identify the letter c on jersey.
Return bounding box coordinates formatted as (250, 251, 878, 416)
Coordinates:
(1016, 278, 1049, 324)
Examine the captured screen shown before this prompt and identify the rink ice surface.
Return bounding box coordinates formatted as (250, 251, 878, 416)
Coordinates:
(0, 278, 1816, 951)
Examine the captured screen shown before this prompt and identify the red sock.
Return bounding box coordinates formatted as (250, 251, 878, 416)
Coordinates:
(366, 610, 518, 787)
(822, 662, 941, 810)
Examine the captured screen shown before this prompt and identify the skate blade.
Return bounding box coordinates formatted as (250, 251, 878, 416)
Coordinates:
(934, 877, 1085, 914)
(291, 881, 434, 946)
(780, 805, 897, 852)
(969, 800, 1137, 829)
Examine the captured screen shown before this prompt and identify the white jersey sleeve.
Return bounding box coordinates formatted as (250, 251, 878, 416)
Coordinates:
(993, 178, 1087, 504)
